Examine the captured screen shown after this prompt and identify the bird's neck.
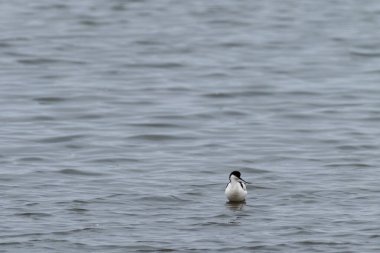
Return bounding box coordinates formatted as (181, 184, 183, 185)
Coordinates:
(230, 178, 240, 184)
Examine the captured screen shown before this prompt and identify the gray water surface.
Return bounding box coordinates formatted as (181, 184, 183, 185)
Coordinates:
(1, 0, 380, 252)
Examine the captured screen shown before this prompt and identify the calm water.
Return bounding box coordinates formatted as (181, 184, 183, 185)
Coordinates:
(1, 0, 380, 252)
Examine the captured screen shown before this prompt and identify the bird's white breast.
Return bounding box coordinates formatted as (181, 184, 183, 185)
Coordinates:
(225, 182, 247, 202)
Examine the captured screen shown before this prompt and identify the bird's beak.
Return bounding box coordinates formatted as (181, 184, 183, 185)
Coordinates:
(240, 178, 250, 184)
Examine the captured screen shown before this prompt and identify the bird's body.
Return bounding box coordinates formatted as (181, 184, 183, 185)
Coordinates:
(225, 171, 248, 202)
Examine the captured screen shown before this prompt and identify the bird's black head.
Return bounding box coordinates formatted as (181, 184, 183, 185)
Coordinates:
(229, 170, 241, 179)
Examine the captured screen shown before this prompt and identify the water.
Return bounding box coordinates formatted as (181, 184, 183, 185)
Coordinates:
(1, 0, 380, 252)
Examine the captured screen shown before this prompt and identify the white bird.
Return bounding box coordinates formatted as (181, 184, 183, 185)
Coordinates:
(225, 171, 248, 202)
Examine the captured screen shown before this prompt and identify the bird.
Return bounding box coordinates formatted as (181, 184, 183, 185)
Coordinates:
(225, 171, 248, 202)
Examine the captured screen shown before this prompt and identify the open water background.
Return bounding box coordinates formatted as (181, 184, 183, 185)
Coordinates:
(1, 0, 380, 252)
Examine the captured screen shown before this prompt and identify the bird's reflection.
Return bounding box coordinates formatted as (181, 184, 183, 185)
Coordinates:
(226, 201, 246, 211)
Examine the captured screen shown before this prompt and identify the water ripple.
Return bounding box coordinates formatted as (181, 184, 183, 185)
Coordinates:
(57, 169, 105, 176)
(36, 135, 86, 143)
